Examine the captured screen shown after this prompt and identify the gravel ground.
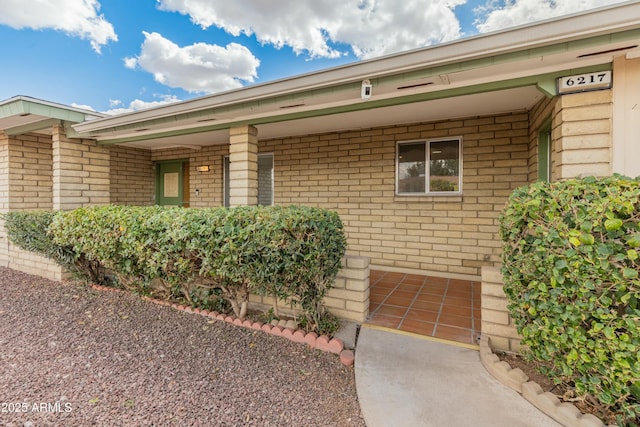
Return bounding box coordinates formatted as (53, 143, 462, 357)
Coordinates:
(0, 267, 365, 427)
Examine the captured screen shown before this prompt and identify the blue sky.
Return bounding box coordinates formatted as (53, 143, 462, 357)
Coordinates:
(0, 0, 629, 114)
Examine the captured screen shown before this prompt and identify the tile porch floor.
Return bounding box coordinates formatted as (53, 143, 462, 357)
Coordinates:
(367, 270, 482, 346)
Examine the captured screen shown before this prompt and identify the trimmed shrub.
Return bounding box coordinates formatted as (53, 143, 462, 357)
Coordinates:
(1, 211, 105, 283)
(500, 175, 640, 424)
(49, 205, 347, 334)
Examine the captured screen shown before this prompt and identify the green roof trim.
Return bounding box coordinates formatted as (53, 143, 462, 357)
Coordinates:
(96, 63, 611, 146)
(76, 27, 640, 143)
(0, 98, 96, 123)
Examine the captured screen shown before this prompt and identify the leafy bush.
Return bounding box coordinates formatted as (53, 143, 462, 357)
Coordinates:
(1, 211, 106, 283)
(49, 205, 346, 334)
(500, 175, 640, 424)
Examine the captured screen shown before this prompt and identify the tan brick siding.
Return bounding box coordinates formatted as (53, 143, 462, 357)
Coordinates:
(481, 266, 521, 353)
(0, 132, 55, 272)
(261, 113, 530, 277)
(110, 145, 155, 206)
(6, 133, 53, 210)
(7, 242, 66, 281)
(552, 89, 613, 179)
(52, 126, 110, 210)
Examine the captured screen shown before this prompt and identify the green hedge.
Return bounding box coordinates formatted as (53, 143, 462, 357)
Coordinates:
(47, 205, 346, 334)
(1, 210, 106, 282)
(500, 176, 640, 424)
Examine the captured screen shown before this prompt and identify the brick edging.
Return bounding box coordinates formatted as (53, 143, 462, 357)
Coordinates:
(90, 284, 355, 367)
(479, 336, 615, 427)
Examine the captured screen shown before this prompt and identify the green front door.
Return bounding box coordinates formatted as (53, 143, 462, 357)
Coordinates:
(156, 161, 184, 206)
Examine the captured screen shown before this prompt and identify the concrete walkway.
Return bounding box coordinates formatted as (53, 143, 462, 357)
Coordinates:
(355, 325, 562, 427)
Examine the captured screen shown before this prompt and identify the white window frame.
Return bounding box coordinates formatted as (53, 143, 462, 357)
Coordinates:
(395, 137, 463, 196)
(224, 153, 274, 207)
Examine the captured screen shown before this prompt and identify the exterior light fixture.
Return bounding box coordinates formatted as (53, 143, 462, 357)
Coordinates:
(196, 165, 210, 172)
(361, 79, 372, 99)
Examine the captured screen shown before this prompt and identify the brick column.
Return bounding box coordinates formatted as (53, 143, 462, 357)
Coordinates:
(481, 266, 522, 353)
(552, 90, 613, 180)
(52, 125, 110, 210)
(228, 125, 258, 207)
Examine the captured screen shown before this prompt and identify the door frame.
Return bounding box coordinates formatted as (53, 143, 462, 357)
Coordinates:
(155, 159, 189, 207)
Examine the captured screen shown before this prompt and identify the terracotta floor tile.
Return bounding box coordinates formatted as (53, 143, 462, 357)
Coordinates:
(443, 296, 473, 308)
(369, 293, 387, 304)
(446, 289, 473, 298)
(389, 290, 418, 300)
(400, 319, 435, 335)
(373, 281, 399, 289)
(438, 312, 473, 329)
(396, 283, 423, 292)
(414, 293, 444, 303)
(370, 287, 392, 297)
(433, 325, 473, 344)
(419, 286, 446, 296)
(369, 314, 402, 329)
(382, 272, 405, 280)
(449, 279, 473, 287)
(385, 295, 414, 306)
(404, 309, 439, 323)
(375, 305, 409, 318)
(440, 305, 472, 317)
(369, 270, 481, 346)
(424, 276, 448, 284)
(410, 299, 442, 312)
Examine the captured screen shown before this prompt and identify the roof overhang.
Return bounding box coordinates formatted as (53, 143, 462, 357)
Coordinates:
(0, 96, 106, 137)
(60, 3, 640, 147)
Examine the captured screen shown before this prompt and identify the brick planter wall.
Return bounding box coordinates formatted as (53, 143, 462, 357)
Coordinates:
(249, 255, 370, 323)
(480, 266, 521, 353)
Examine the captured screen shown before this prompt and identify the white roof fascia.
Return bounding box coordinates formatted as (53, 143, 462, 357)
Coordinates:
(73, 1, 640, 133)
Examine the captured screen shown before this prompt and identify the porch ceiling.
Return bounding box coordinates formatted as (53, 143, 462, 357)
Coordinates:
(122, 85, 544, 150)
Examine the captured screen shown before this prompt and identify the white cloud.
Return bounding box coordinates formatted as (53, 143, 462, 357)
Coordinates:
(474, 0, 630, 33)
(0, 0, 117, 53)
(102, 95, 182, 115)
(123, 57, 138, 69)
(70, 102, 96, 111)
(157, 0, 465, 59)
(125, 31, 260, 94)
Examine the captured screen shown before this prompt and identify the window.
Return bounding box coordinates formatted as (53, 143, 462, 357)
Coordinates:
(396, 138, 462, 195)
(224, 154, 274, 207)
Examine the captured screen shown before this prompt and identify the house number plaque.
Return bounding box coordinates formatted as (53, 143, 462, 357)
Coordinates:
(557, 70, 612, 94)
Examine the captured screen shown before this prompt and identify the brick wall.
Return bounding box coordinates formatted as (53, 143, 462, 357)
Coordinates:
(110, 145, 155, 206)
(0, 132, 63, 277)
(261, 113, 531, 278)
(7, 133, 53, 210)
(553, 89, 613, 179)
(52, 125, 110, 210)
(481, 266, 521, 353)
